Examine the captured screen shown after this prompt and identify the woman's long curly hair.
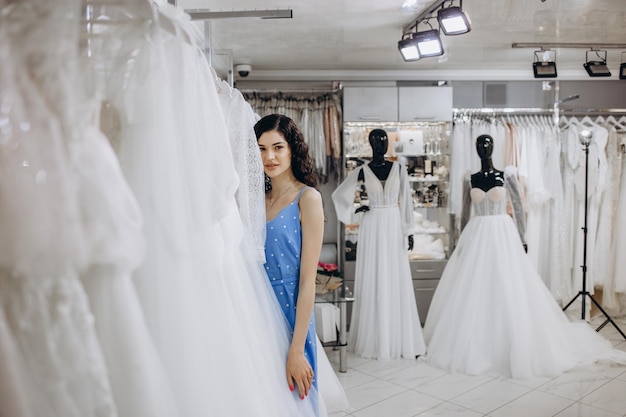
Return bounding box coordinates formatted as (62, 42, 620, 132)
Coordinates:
(254, 114, 318, 191)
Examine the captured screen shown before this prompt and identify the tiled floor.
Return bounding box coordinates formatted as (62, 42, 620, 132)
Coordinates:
(324, 316, 626, 417)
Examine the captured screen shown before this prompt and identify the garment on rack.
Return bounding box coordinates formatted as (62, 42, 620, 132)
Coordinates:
(595, 127, 622, 306)
(610, 132, 626, 304)
(423, 167, 626, 379)
(0, 1, 119, 416)
(107, 3, 333, 416)
(332, 162, 426, 360)
(219, 78, 348, 416)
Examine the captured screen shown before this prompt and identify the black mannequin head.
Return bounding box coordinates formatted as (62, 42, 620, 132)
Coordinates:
(476, 134, 494, 160)
(369, 129, 389, 157)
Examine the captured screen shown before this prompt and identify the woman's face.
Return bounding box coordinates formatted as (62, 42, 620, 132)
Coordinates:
(258, 130, 292, 179)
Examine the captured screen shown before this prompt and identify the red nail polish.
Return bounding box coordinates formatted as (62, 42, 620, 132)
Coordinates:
(289, 386, 294, 392)
(301, 396, 304, 400)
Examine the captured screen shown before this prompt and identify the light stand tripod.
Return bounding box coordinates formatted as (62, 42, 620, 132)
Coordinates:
(562, 129, 626, 340)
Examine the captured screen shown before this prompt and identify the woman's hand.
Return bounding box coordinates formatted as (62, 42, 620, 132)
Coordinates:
(286, 349, 314, 399)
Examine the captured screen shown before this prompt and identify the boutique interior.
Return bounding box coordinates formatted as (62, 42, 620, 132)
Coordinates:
(3, 0, 626, 416)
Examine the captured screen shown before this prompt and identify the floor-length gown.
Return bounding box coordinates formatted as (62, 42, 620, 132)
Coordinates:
(0, 0, 118, 415)
(107, 4, 326, 416)
(424, 167, 626, 379)
(76, 125, 179, 417)
(333, 162, 426, 360)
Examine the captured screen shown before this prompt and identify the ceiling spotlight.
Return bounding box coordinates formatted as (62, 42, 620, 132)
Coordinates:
(533, 49, 557, 78)
(584, 50, 611, 77)
(413, 28, 444, 58)
(437, 0, 471, 35)
(620, 52, 626, 80)
(398, 34, 421, 61)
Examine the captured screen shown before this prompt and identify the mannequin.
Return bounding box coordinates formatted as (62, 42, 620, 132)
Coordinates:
(422, 133, 626, 379)
(471, 134, 504, 191)
(356, 129, 414, 250)
(332, 128, 426, 360)
(469, 134, 526, 252)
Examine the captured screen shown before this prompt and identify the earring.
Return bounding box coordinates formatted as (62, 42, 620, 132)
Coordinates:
(264, 173, 272, 192)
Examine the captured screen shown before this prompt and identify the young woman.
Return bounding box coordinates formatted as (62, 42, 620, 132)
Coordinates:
(255, 114, 325, 409)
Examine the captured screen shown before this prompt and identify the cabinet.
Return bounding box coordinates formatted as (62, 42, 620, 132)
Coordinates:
(339, 120, 454, 326)
(398, 86, 453, 122)
(343, 86, 454, 122)
(343, 87, 398, 122)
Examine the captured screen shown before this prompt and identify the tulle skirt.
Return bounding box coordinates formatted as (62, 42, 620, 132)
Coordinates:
(424, 214, 625, 379)
(349, 206, 426, 360)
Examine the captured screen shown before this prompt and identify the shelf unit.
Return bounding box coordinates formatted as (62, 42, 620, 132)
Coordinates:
(339, 119, 454, 325)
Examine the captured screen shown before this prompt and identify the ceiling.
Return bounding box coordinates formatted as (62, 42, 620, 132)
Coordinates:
(178, 0, 626, 83)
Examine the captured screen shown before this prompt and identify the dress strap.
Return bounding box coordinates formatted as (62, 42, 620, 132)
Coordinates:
(295, 186, 309, 203)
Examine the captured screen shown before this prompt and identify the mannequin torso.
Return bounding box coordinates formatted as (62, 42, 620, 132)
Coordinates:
(469, 134, 526, 252)
(355, 129, 413, 250)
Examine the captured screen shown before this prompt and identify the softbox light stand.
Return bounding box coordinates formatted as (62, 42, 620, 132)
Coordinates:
(562, 130, 626, 340)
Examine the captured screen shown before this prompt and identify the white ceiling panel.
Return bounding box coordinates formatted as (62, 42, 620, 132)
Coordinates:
(179, 0, 626, 81)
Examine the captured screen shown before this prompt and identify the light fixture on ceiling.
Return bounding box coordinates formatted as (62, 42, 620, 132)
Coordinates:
(437, 0, 471, 35)
(398, 33, 421, 61)
(398, 19, 444, 61)
(620, 52, 626, 80)
(583, 49, 611, 77)
(414, 27, 444, 57)
(532, 49, 557, 78)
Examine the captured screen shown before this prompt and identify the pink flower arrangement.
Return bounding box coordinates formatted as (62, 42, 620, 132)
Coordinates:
(316, 261, 343, 294)
(317, 261, 340, 276)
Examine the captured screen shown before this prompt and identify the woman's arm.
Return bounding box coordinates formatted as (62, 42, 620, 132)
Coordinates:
(288, 186, 324, 398)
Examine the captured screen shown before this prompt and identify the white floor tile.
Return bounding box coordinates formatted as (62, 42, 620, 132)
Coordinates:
(328, 317, 626, 417)
(575, 361, 626, 379)
(504, 373, 555, 390)
(579, 378, 626, 415)
(343, 378, 407, 413)
(351, 390, 443, 417)
(335, 369, 377, 390)
(488, 390, 572, 417)
(537, 369, 612, 401)
(448, 378, 531, 414)
(353, 357, 420, 379)
(553, 401, 622, 417)
(414, 401, 483, 416)
(413, 372, 494, 401)
(381, 362, 448, 389)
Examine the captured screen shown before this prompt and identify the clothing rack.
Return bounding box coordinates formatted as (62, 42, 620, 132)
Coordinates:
(454, 108, 553, 115)
(454, 108, 626, 128)
(238, 87, 341, 95)
(454, 108, 626, 116)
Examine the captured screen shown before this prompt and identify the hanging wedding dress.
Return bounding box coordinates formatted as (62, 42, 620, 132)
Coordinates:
(0, 0, 117, 415)
(106, 3, 335, 416)
(423, 167, 626, 379)
(595, 127, 623, 308)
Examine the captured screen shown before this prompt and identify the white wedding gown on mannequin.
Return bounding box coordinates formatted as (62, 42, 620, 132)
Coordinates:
(424, 168, 626, 379)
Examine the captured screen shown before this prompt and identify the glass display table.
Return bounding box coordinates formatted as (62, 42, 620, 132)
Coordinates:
(314, 293, 355, 373)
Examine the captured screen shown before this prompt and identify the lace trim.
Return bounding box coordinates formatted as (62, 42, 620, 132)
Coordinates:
(216, 78, 267, 262)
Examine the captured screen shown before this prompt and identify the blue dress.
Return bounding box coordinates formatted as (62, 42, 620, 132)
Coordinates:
(264, 187, 318, 396)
